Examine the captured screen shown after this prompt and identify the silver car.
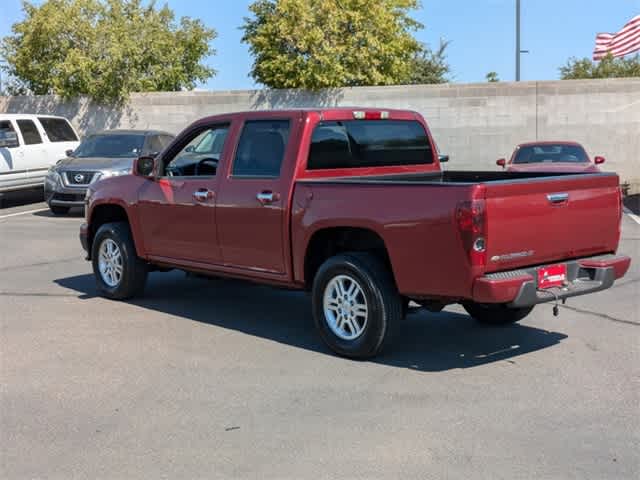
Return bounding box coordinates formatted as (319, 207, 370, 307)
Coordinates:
(44, 129, 174, 214)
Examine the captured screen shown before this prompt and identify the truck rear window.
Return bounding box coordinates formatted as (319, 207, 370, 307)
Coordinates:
(307, 120, 433, 170)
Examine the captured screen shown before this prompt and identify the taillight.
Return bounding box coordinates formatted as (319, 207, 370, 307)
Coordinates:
(456, 199, 487, 266)
(617, 186, 623, 246)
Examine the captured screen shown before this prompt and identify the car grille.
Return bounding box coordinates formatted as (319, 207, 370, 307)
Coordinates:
(64, 171, 97, 186)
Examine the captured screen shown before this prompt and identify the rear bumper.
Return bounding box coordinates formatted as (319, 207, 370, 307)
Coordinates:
(472, 254, 631, 307)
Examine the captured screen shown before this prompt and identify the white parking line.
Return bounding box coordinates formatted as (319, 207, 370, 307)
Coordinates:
(624, 207, 640, 226)
(0, 208, 49, 219)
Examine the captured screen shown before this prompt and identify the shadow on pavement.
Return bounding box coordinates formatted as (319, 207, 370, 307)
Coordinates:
(623, 194, 639, 215)
(0, 189, 44, 209)
(33, 208, 84, 218)
(55, 271, 567, 372)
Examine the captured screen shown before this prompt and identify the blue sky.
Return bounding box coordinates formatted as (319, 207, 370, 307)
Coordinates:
(1, 0, 638, 90)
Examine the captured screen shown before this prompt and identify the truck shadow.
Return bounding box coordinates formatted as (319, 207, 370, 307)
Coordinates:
(55, 271, 568, 372)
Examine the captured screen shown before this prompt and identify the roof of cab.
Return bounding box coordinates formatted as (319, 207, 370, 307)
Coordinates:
(516, 140, 583, 148)
(191, 107, 422, 126)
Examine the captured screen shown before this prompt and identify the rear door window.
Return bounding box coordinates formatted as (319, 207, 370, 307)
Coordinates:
(37, 117, 78, 142)
(232, 120, 290, 177)
(16, 120, 43, 145)
(308, 120, 433, 170)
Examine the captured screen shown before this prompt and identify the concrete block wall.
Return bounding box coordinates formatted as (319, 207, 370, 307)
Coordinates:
(1, 78, 638, 192)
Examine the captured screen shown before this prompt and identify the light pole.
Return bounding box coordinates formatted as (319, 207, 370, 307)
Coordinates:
(516, 0, 521, 81)
(515, 0, 529, 81)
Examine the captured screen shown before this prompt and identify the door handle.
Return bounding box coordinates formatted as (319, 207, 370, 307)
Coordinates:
(193, 189, 214, 202)
(547, 192, 569, 205)
(257, 191, 280, 205)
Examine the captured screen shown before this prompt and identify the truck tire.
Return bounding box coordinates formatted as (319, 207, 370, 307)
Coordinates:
(312, 252, 402, 359)
(91, 222, 147, 300)
(463, 302, 534, 325)
(49, 205, 70, 215)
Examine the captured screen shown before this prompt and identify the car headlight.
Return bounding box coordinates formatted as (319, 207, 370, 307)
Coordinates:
(101, 168, 132, 178)
(46, 168, 61, 182)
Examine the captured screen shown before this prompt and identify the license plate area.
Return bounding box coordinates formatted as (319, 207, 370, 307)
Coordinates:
(537, 264, 567, 289)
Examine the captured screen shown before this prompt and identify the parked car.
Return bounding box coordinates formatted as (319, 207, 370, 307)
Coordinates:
(496, 141, 605, 173)
(45, 129, 174, 215)
(80, 109, 630, 359)
(0, 114, 80, 199)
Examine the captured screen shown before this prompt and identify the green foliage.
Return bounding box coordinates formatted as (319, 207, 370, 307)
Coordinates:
(485, 71, 499, 82)
(242, 0, 425, 89)
(1, 0, 217, 103)
(408, 40, 450, 85)
(560, 53, 640, 79)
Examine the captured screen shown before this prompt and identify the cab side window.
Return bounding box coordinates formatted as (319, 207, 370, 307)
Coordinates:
(16, 120, 43, 145)
(0, 121, 19, 148)
(232, 120, 290, 177)
(37, 117, 78, 142)
(146, 135, 165, 155)
(163, 124, 229, 177)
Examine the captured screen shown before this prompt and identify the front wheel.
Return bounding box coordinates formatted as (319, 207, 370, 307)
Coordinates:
(463, 302, 534, 325)
(312, 253, 402, 359)
(91, 222, 148, 300)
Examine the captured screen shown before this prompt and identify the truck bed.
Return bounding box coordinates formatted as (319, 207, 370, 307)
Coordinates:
(293, 170, 622, 299)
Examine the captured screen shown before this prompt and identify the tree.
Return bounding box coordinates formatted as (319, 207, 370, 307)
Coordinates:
(408, 40, 450, 85)
(560, 53, 640, 79)
(1, 0, 217, 102)
(485, 71, 499, 82)
(241, 0, 424, 89)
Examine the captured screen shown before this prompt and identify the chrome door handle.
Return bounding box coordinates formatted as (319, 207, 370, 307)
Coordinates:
(257, 191, 279, 205)
(193, 190, 213, 202)
(547, 193, 569, 204)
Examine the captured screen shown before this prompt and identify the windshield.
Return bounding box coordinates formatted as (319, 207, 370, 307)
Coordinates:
(73, 134, 145, 158)
(513, 144, 589, 164)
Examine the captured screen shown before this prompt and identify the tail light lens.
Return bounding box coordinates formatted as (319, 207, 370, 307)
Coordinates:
(617, 186, 623, 246)
(456, 199, 487, 266)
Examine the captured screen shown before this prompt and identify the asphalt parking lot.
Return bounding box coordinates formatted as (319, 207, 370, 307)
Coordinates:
(1, 195, 639, 479)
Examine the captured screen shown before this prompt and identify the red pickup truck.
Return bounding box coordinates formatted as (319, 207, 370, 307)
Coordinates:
(80, 108, 630, 359)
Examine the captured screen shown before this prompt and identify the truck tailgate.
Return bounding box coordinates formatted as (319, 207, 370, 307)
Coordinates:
(484, 173, 621, 272)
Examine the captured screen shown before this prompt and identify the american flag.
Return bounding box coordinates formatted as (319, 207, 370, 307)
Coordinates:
(593, 15, 640, 60)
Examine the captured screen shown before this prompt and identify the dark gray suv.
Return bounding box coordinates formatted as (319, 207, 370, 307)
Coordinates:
(44, 129, 174, 214)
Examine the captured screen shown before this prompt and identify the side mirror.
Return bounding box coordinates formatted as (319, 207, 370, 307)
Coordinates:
(0, 131, 19, 149)
(594, 156, 605, 165)
(438, 154, 449, 163)
(185, 145, 195, 153)
(65, 149, 75, 157)
(496, 158, 506, 168)
(134, 155, 156, 178)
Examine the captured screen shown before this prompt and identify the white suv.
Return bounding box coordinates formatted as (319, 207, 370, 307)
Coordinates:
(0, 114, 80, 198)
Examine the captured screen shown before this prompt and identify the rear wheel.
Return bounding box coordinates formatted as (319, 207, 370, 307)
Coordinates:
(463, 302, 534, 325)
(312, 253, 402, 359)
(91, 222, 148, 300)
(49, 205, 70, 215)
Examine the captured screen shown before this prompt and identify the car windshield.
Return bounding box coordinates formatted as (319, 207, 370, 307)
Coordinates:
(73, 134, 145, 158)
(513, 144, 589, 164)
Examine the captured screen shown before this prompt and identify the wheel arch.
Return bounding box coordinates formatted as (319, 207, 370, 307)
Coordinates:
(87, 201, 141, 259)
(302, 226, 395, 290)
